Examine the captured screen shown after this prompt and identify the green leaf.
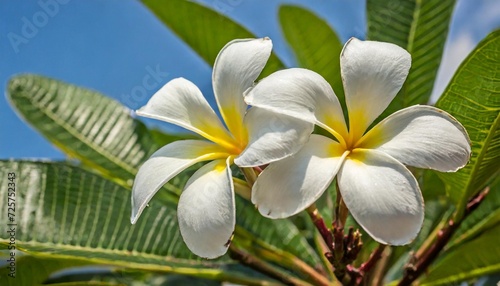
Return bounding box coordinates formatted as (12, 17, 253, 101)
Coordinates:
(6, 74, 184, 203)
(235, 196, 321, 269)
(446, 180, 500, 250)
(367, 0, 456, 114)
(435, 30, 500, 216)
(6, 74, 320, 277)
(7, 76, 150, 180)
(0, 255, 92, 285)
(279, 5, 345, 106)
(142, 0, 283, 76)
(420, 224, 500, 285)
(150, 128, 201, 147)
(0, 160, 279, 285)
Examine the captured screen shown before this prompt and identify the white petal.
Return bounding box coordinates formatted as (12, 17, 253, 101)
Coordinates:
(213, 38, 272, 142)
(341, 38, 411, 139)
(234, 107, 314, 167)
(245, 68, 348, 138)
(177, 158, 235, 259)
(136, 78, 235, 146)
(358, 105, 471, 172)
(338, 149, 424, 245)
(131, 140, 228, 223)
(251, 135, 347, 218)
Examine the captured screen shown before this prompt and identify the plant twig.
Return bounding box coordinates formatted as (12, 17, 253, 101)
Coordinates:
(229, 244, 315, 286)
(234, 226, 332, 286)
(359, 244, 387, 274)
(307, 205, 335, 252)
(346, 244, 387, 285)
(313, 231, 336, 280)
(371, 246, 392, 286)
(398, 186, 490, 285)
(252, 245, 332, 286)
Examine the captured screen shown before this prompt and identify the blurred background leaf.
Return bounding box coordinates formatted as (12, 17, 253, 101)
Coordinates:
(279, 5, 345, 108)
(367, 0, 456, 116)
(0, 255, 93, 286)
(420, 224, 500, 285)
(142, 0, 283, 77)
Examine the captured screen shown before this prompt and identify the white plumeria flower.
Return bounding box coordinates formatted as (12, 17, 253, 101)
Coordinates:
(245, 38, 471, 245)
(130, 38, 312, 258)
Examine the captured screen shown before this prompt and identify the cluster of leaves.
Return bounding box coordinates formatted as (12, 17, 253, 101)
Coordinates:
(1, 0, 499, 285)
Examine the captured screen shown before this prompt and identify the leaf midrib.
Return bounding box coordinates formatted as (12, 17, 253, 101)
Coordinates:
(451, 34, 500, 216)
(0, 239, 212, 266)
(16, 88, 138, 176)
(12, 81, 181, 193)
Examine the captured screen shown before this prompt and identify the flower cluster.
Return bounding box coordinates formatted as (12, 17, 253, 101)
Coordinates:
(131, 37, 471, 258)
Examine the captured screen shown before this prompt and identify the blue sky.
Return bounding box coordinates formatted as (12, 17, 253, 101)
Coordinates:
(1, 0, 499, 160)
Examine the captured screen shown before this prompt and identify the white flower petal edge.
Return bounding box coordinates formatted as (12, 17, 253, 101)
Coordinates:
(136, 78, 234, 145)
(234, 107, 314, 167)
(244, 68, 348, 137)
(359, 105, 472, 172)
(338, 149, 424, 245)
(213, 38, 273, 142)
(131, 140, 228, 224)
(251, 135, 348, 218)
(177, 158, 235, 259)
(341, 38, 411, 139)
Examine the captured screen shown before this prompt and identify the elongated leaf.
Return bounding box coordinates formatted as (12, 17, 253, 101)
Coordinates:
(142, 0, 283, 76)
(367, 0, 455, 115)
(7, 74, 184, 203)
(0, 161, 282, 286)
(279, 5, 345, 106)
(435, 30, 500, 216)
(0, 255, 93, 285)
(420, 224, 500, 285)
(7, 76, 152, 180)
(446, 181, 500, 250)
(235, 196, 321, 269)
(0, 161, 202, 264)
(6, 74, 321, 276)
(0, 160, 321, 284)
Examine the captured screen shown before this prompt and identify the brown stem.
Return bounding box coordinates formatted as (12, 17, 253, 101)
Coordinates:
(252, 246, 332, 286)
(360, 244, 387, 274)
(307, 205, 335, 253)
(346, 244, 387, 285)
(229, 245, 315, 286)
(371, 246, 392, 286)
(398, 186, 490, 285)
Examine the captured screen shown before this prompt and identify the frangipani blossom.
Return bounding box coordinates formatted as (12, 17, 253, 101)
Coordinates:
(245, 38, 471, 245)
(130, 38, 312, 258)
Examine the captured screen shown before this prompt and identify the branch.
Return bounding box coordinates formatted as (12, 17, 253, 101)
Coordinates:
(307, 205, 335, 253)
(252, 246, 332, 286)
(346, 244, 387, 285)
(229, 245, 315, 286)
(359, 244, 387, 274)
(398, 186, 490, 285)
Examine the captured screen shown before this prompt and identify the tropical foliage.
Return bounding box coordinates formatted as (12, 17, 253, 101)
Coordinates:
(1, 0, 499, 285)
